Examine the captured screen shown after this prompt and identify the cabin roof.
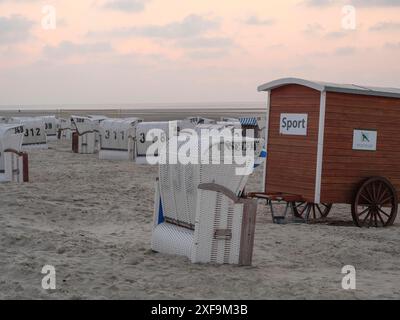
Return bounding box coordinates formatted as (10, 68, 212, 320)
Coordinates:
(258, 77, 400, 99)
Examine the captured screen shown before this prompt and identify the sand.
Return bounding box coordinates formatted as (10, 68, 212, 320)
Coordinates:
(0, 140, 399, 300)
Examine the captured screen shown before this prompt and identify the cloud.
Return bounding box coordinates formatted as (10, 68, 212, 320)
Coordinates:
(369, 21, 400, 31)
(43, 41, 113, 58)
(177, 37, 234, 49)
(302, 0, 337, 6)
(89, 14, 219, 39)
(385, 42, 400, 49)
(303, 0, 400, 6)
(103, 0, 149, 12)
(0, 0, 41, 2)
(350, 0, 400, 6)
(304, 25, 354, 39)
(178, 36, 235, 60)
(0, 14, 33, 44)
(325, 31, 351, 39)
(244, 16, 275, 26)
(335, 46, 356, 55)
(186, 49, 229, 60)
(303, 23, 325, 35)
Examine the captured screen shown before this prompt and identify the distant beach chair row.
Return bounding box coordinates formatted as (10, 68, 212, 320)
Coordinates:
(0, 115, 71, 183)
(0, 112, 266, 267)
(69, 114, 265, 166)
(0, 115, 63, 150)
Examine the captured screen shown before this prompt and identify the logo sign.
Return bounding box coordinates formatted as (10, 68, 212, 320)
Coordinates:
(353, 130, 377, 151)
(280, 114, 308, 136)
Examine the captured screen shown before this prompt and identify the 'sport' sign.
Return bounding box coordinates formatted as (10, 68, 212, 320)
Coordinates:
(280, 114, 308, 136)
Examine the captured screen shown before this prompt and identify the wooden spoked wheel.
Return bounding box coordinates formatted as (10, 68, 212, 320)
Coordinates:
(352, 177, 398, 228)
(291, 202, 332, 221)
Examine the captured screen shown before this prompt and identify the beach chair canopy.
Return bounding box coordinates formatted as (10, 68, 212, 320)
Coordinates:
(239, 117, 258, 126)
(135, 121, 177, 157)
(180, 116, 216, 130)
(8, 117, 47, 147)
(158, 134, 262, 228)
(71, 115, 97, 135)
(38, 116, 59, 139)
(218, 118, 241, 127)
(88, 115, 108, 123)
(59, 118, 73, 130)
(99, 118, 142, 151)
(186, 116, 215, 125)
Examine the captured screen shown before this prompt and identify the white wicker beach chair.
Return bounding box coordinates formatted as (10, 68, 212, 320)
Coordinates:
(0, 124, 29, 183)
(88, 115, 108, 149)
(58, 118, 74, 140)
(135, 121, 179, 164)
(8, 117, 48, 150)
(180, 116, 216, 131)
(99, 118, 142, 161)
(70, 115, 107, 154)
(151, 131, 263, 265)
(39, 116, 59, 141)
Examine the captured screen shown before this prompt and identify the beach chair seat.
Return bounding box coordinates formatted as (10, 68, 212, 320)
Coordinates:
(151, 132, 263, 265)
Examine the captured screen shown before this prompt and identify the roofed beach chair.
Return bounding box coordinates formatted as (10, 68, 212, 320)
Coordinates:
(88, 115, 108, 150)
(70, 115, 107, 154)
(0, 124, 29, 183)
(180, 116, 216, 131)
(58, 118, 74, 140)
(99, 117, 142, 161)
(135, 121, 179, 164)
(151, 129, 264, 265)
(39, 115, 59, 141)
(8, 117, 48, 150)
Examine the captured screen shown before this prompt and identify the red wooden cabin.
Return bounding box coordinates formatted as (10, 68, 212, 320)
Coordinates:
(256, 78, 400, 227)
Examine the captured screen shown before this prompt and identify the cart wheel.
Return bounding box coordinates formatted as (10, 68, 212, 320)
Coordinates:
(351, 176, 398, 228)
(291, 202, 332, 221)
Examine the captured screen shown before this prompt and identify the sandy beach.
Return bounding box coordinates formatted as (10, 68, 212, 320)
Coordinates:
(0, 139, 399, 300)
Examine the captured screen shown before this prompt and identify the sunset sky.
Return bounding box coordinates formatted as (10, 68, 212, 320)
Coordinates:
(0, 0, 399, 105)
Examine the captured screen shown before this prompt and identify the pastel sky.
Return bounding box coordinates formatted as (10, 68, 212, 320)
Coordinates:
(0, 0, 399, 105)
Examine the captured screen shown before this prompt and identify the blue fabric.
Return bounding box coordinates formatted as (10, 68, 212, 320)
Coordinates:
(254, 148, 267, 168)
(239, 117, 258, 126)
(158, 197, 164, 225)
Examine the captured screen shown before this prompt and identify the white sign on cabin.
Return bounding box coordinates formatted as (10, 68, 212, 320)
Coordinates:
(279, 114, 308, 136)
(353, 129, 377, 151)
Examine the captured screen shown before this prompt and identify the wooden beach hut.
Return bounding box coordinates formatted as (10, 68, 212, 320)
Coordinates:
(255, 77, 400, 227)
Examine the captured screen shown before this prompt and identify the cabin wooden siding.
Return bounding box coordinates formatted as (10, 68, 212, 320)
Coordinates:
(320, 92, 400, 203)
(265, 84, 320, 202)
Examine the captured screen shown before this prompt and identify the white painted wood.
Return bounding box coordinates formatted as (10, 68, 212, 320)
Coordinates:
(314, 91, 326, 204)
(262, 91, 270, 192)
